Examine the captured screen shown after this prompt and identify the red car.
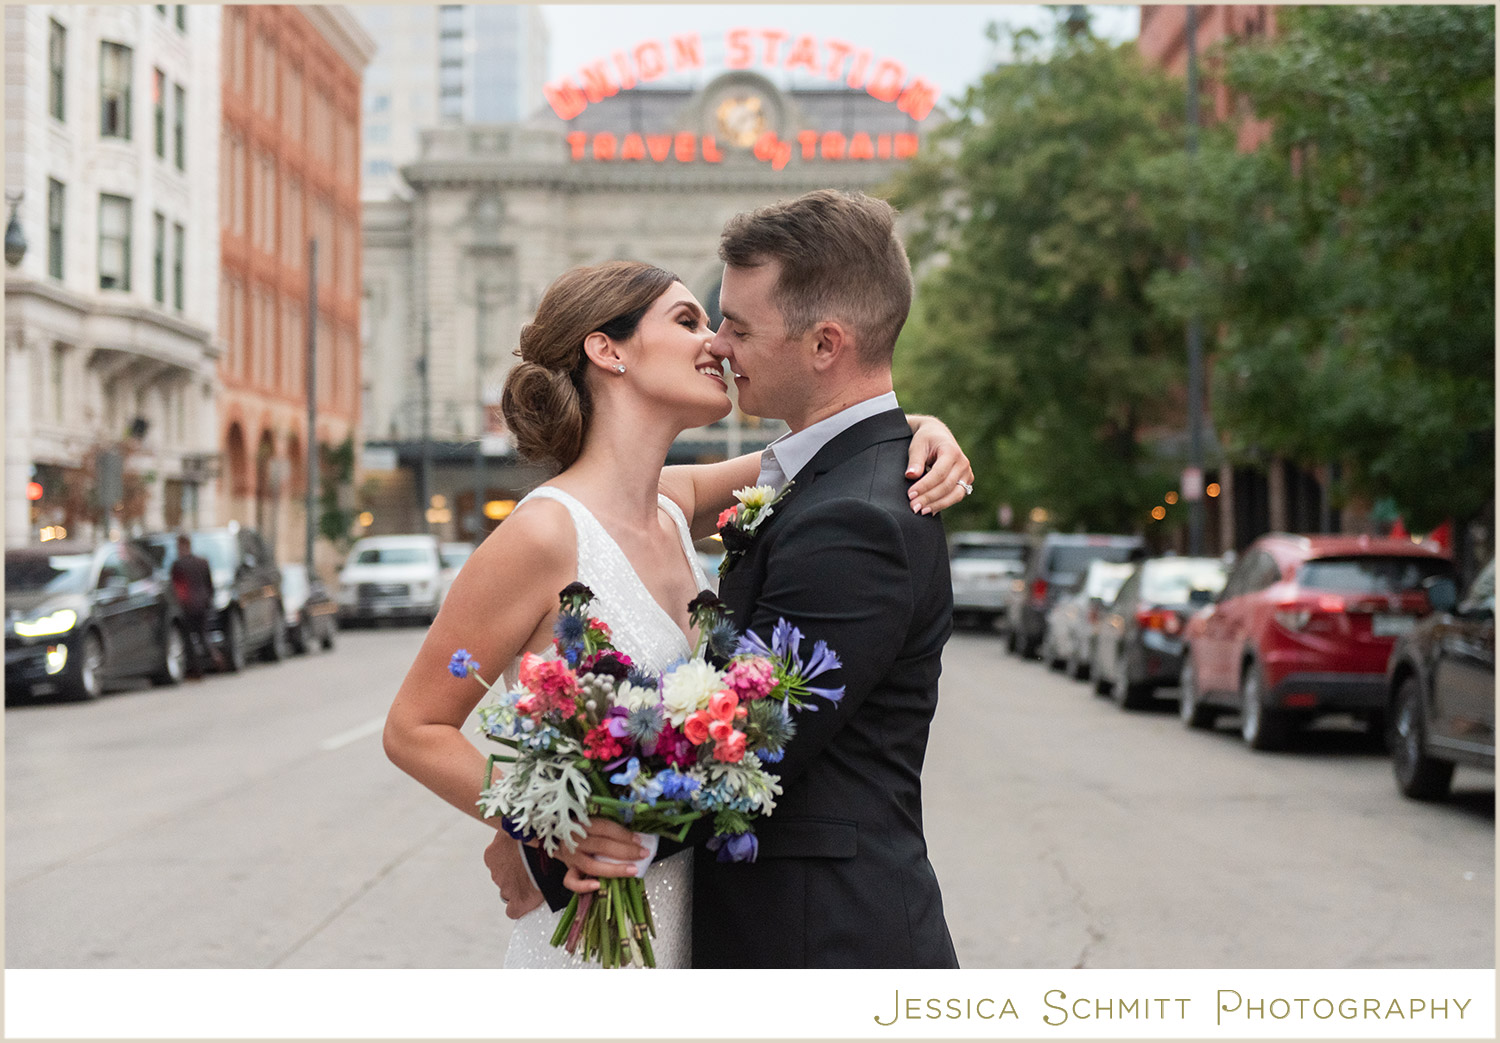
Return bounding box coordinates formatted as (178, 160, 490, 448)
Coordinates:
(1177, 534, 1454, 750)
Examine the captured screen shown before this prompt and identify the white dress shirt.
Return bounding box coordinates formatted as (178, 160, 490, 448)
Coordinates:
(756, 391, 900, 488)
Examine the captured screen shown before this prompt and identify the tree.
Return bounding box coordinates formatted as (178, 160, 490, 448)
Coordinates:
(887, 22, 1190, 534)
(1147, 7, 1495, 543)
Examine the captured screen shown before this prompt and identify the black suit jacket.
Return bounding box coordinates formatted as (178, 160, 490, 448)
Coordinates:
(524, 409, 958, 968)
(692, 408, 958, 968)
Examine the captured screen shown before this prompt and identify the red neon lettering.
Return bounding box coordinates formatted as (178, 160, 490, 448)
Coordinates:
(759, 28, 788, 66)
(753, 131, 779, 162)
(877, 133, 891, 159)
(773, 140, 791, 170)
(592, 133, 617, 160)
(784, 34, 819, 74)
(849, 132, 875, 159)
(821, 131, 847, 160)
(866, 59, 905, 103)
(675, 132, 696, 162)
(672, 33, 704, 71)
(567, 131, 588, 160)
(894, 133, 919, 159)
(703, 136, 723, 163)
(846, 49, 871, 88)
(620, 133, 646, 161)
(823, 39, 854, 82)
(646, 134, 673, 161)
(797, 129, 819, 159)
(725, 28, 753, 68)
(896, 77, 937, 120)
(635, 41, 666, 82)
(580, 62, 618, 103)
(545, 79, 588, 120)
(611, 51, 636, 90)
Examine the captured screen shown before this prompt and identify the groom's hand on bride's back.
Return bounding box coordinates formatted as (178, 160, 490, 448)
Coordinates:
(484, 832, 545, 920)
(556, 819, 653, 895)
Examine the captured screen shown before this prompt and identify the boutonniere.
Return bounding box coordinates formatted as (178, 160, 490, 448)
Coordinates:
(715, 482, 792, 576)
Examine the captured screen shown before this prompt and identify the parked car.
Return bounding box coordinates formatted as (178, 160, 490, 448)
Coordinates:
(438, 542, 475, 603)
(949, 532, 1031, 631)
(5, 541, 186, 700)
(1176, 534, 1454, 750)
(1092, 556, 1228, 709)
(136, 525, 289, 671)
(1041, 560, 1136, 679)
(337, 534, 444, 625)
(278, 563, 338, 654)
(1007, 533, 1146, 659)
(1385, 560, 1494, 799)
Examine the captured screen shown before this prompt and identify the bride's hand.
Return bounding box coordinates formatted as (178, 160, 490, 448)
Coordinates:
(558, 819, 654, 894)
(905, 414, 975, 515)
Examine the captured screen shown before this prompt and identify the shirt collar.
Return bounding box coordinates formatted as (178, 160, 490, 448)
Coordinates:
(763, 391, 900, 485)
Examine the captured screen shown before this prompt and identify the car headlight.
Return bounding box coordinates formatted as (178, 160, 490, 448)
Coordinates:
(212, 589, 231, 612)
(413, 581, 434, 598)
(14, 608, 78, 638)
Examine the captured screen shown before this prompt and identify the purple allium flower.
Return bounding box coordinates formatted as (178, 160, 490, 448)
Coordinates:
(448, 649, 478, 679)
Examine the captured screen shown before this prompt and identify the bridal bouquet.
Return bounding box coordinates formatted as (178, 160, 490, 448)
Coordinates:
(449, 583, 844, 968)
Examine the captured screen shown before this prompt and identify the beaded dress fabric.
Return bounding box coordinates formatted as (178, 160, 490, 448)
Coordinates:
(501, 485, 708, 969)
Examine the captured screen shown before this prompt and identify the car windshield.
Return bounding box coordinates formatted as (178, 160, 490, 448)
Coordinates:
(352, 547, 429, 566)
(952, 543, 1027, 562)
(1298, 556, 1453, 594)
(1142, 560, 1227, 605)
(5, 553, 93, 594)
(1048, 545, 1139, 580)
(1083, 563, 1136, 599)
(440, 548, 472, 568)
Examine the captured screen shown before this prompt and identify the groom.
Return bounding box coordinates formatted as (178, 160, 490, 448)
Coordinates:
(495, 190, 960, 968)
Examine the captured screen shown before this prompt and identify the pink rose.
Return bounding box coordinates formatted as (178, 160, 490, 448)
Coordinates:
(684, 711, 711, 746)
(708, 689, 739, 723)
(717, 506, 738, 530)
(713, 729, 747, 763)
(708, 719, 734, 744)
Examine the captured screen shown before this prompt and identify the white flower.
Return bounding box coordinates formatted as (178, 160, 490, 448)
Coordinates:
(614, 679, 660, 714)
(660, 659, 724, 726)
(733, 484, 778, 510)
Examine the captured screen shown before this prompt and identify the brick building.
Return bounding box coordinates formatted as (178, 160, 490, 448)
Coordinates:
(217, 5, 373, 570)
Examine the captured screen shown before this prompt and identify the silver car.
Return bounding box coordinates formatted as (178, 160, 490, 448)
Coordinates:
(949, 532, 1031, 631)
(1042, 560, 1137, 679)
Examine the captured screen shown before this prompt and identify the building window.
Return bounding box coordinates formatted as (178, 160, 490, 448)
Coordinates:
(46, 179, 64, 281)
(153, 68, 167, 158)
(51, 343, 68, 421)
(175, 5, 185, 31)
(48, 19, 65, 121)
(173, 84, 186, 170)
(172, 222, 185, 312)
(153, 211, 166, 304)
(98, 194, 132, 291)
(100, 42, 133, 140)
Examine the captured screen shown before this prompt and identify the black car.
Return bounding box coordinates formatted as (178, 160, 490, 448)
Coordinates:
(1386, 560, 1495, 800)
(1092, 556, 1227, 709)
(5, 541, 187, 700)
(135, 526, 288, 671)
(1006, 533, 1147, 659)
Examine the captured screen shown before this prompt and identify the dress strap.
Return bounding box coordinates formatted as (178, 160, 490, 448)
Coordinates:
(657, 494, 709, 591)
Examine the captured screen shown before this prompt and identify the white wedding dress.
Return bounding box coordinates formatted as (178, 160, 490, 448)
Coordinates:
(501, 485, 707, 969)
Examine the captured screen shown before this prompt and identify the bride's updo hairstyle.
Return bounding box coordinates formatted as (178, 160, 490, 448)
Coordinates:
(502, 260, 679, 471)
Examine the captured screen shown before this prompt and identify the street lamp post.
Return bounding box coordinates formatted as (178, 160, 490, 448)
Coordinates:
(1184, 5, 1206, 555)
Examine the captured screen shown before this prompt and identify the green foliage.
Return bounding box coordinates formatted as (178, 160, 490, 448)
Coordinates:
(887, 24, 1188, 532)
(1147, 6, 1495, 529)
(318, 435, 356, 545)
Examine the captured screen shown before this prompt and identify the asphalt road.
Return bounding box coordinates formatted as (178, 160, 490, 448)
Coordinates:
(5, 624, 1492, 968)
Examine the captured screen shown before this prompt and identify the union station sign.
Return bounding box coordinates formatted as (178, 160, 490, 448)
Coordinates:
(546, 28, 937, 170)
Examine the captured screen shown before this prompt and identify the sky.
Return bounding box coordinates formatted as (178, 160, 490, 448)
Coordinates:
(539, 4, 1141, 108)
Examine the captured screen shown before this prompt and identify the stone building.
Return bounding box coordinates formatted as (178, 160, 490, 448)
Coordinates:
(5, 4, 222, 546)
(217, 5, 374, 569)
(360, 58, 937, 540)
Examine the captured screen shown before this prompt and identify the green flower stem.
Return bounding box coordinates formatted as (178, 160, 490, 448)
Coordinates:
(550, 893, 579, 948)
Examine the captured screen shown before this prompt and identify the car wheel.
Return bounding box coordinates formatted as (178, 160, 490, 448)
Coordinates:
(288, 620, 309, 656)
(150, 623, 187, 686)
(321, 615, 337, 651)
(1178, 654, 1217, 729)
(71, 630, 105, 701)
(1390, 675, 1454, 800)
(264, 608, 290, 662)
(223, 608, 248, 673)
(1240, 662, 1289, 751)
(1111, 649, 1149, 710)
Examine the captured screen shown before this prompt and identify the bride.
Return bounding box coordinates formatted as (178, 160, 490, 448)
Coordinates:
(383, 260, 971, 967)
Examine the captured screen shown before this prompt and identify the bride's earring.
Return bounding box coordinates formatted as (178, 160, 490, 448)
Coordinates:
(614, 364, 626, 374)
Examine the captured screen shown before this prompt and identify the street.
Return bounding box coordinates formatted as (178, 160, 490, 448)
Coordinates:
(5, 626, 1492, 969)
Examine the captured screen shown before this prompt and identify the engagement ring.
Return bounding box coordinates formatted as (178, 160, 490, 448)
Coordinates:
(956, 479, 973, 496)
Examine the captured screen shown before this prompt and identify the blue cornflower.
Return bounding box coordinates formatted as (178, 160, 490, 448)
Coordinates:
(656, 768, 700, 802)
(448, 649, 479, 679)
(610, 757, 642, 787)
(754, 746, 784, 763)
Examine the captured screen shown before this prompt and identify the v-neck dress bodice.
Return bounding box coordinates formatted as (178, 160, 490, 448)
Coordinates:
(501, 485, 708, 969)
